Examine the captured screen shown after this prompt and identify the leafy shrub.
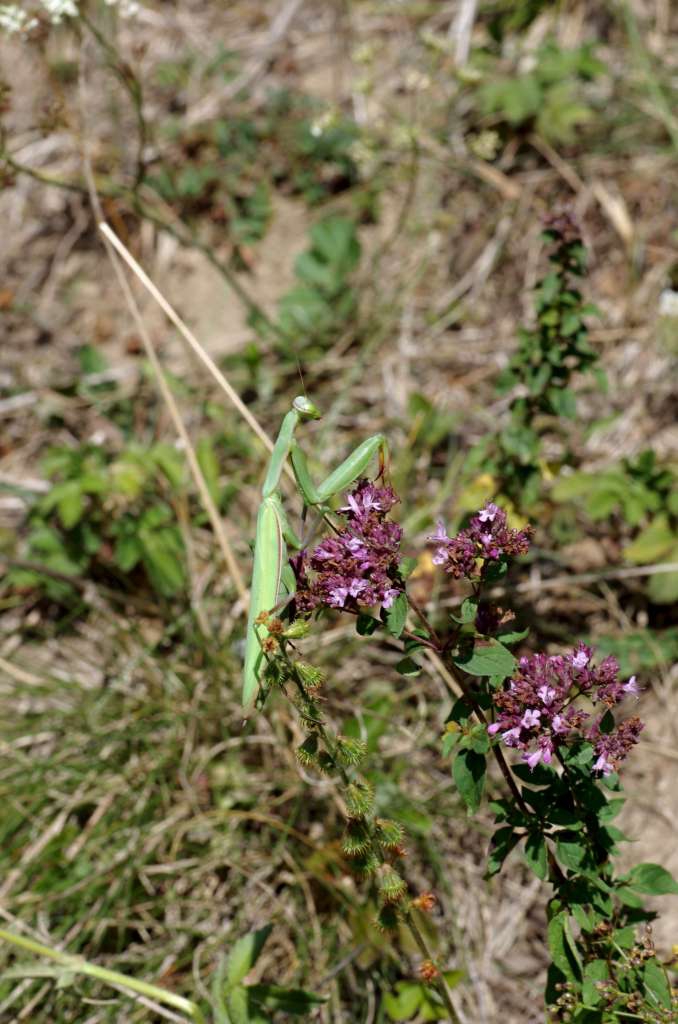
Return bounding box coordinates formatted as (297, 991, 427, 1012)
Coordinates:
(6, 441, 199, 601)
(552, 452, 678, 603)
(477, 41, 606, 144)
(470, 211, 601, 511)
(268, 215, 362, 359)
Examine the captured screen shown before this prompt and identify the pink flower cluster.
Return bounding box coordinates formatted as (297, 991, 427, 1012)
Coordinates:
(294, 480, 403, 614)
(488, 644, 643, 774)
(428, 503, 532, 579)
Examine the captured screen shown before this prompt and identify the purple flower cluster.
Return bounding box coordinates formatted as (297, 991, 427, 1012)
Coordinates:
(488, 643, 644, 774)
(294, 479, 403, 614)
(429, 503, 532, 579)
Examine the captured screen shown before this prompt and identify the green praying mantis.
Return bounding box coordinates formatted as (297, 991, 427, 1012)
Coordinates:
(243, 396, 387, 708)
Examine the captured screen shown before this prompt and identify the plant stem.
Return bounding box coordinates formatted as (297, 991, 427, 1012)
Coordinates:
(0, 928, 206, 1024)
(283, 655, 459, 1021)
(403, 911, 459, 1022)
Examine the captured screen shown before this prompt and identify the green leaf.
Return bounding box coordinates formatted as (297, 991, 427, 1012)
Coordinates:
(114, 534, 143, 573)
(139, 527, 186, 597)
(452, 639, 516, 679)
(547, 912, 582, 982)
(487, 826, 520, 876)
(56, 484, 85, 528)
(226, 986, 251, 1024)
(481, 73, 542, 123)
(570, 904, 594, 932)
(495, 626, 529, 645)
(41, 480, 86, 529)
(624, 863, 678, 895)
(395, 656, 422, 677)
(511, 762, 557, 786)
(442, 970, 464, 989)
(556, 835, 587, 871)
(152, 443, 186, 490)
(548, 387, 577, 419)
(582, 959, 608, 1006)
(523, 832, 548, 880)
(109, 454, 146, 499)
(623, 516, 675, 564)
(248, 983, 327, 1015)
(453, 749, 486, 815)
(225, 925, 272, 988)
(386, 592, 408, 638)
(197, 436, 221, 505)
(356, 613, 379, 636)
(399, 556, 418, 579)
(647, 556, 678, 604)
(383, 981, 423, 1021)
(643, 959, 672, 1010)
(450, 597, 478, 625)
(77, 343, 108, 374)
(612, 925, 636, 948)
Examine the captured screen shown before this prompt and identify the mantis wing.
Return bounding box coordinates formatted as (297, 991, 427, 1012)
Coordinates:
(242, 496, 285, 708)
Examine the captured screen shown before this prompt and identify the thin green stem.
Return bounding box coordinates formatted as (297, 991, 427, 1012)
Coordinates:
(0, 927, 206, 1024)
(402, 912, 459, 1022)
(281, 652, 459, 1022)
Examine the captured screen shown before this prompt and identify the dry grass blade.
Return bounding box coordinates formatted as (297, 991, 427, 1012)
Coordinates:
(97, 227, 249, 608)
(98, 223, 288, 475)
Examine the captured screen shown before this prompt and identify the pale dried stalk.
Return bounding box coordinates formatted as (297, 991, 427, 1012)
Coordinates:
(98, 226, 249, 608)
(98, 222, 288, 474)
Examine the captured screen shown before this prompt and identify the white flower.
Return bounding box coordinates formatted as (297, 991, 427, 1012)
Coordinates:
(0, 4, 38, 34)
(40, 0, 79, 23)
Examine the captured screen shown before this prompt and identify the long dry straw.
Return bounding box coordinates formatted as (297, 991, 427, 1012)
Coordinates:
(97, 225, 249, 608)
(98, 223, 293, 482)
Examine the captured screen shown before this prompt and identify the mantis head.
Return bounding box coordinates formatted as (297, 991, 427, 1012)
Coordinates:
(293, 396, 321, 420)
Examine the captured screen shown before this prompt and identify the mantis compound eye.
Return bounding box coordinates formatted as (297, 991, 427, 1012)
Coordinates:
(293, 396, 322, 420)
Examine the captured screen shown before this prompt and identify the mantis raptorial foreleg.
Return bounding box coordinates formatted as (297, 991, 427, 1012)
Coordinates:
(242, 397, 387, 708)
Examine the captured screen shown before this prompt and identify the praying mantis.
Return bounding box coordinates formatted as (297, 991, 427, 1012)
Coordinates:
(243, 396, 387, 708)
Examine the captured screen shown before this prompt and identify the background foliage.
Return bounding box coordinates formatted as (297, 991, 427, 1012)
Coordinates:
(0, 1, 677, 1022)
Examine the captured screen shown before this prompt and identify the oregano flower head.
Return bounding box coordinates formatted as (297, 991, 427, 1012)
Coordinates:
(428, 503, 532, 580)
(294, 479, 403, 614)
(488, 644, 644, 774)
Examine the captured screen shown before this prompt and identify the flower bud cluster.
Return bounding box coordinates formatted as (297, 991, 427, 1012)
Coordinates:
(293, 479, 403, 613)
(428, 503, 532, 580)
(488, 643, 643, 774)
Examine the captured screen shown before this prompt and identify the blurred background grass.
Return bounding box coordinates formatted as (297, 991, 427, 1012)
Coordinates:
(0, 1, 677, 1021)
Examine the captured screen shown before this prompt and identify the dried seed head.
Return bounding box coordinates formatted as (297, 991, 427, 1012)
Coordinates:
(255, 611, 270, 626)
(419, 960, 439, 983)
(412, 891, 436, 912)
(267, 618, 284, 636)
